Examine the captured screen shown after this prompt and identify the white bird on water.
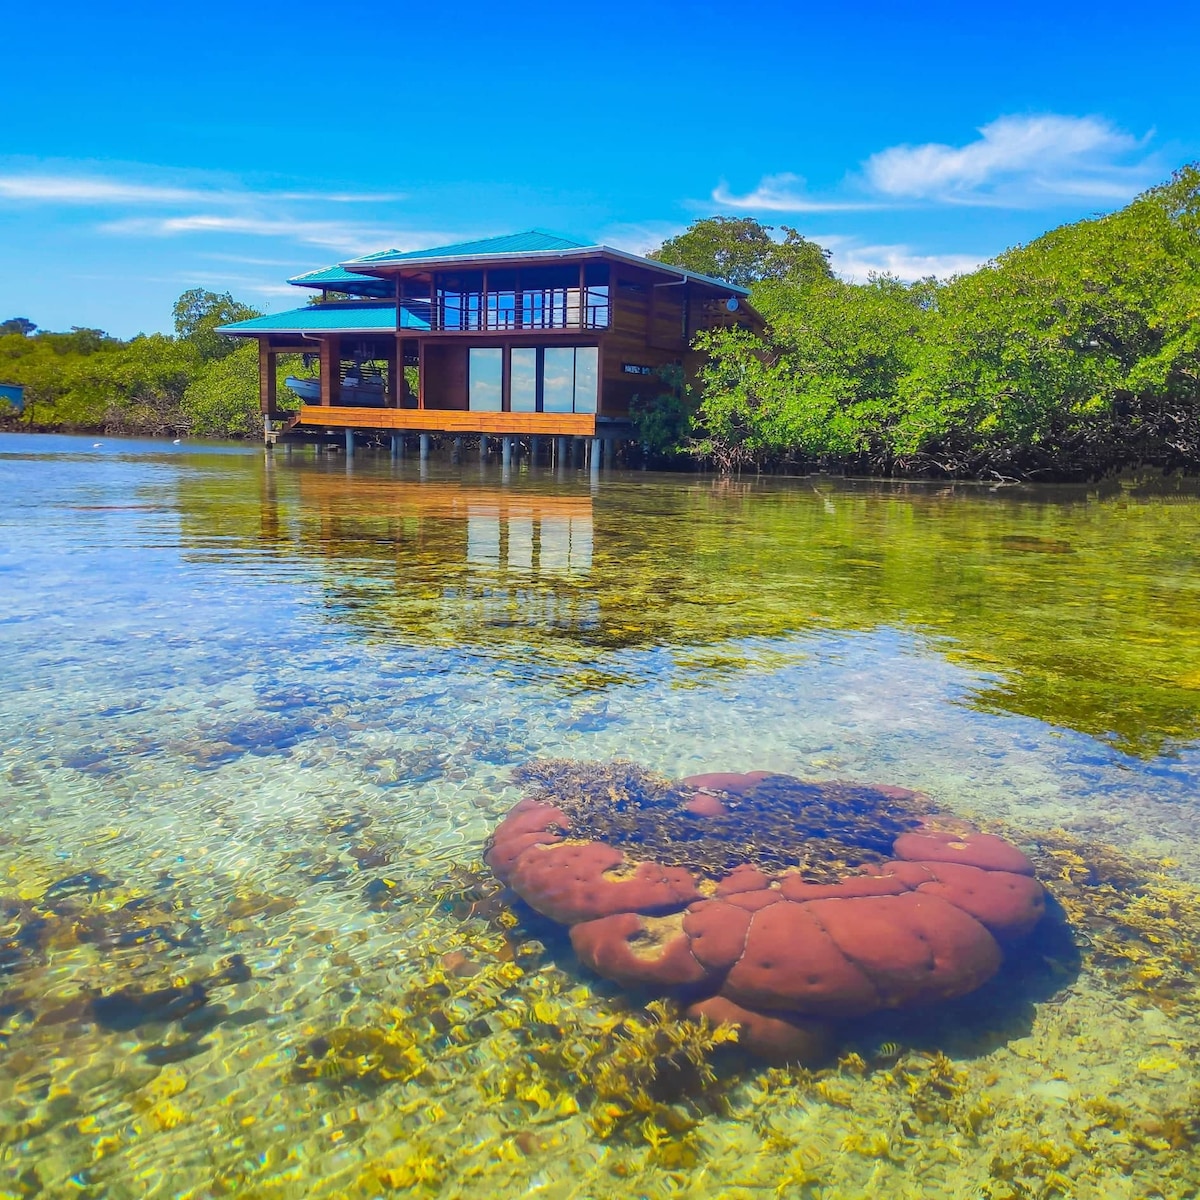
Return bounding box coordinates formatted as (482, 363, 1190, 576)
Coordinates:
(172, 438, 181, 444)
(92, 442, 102, 448)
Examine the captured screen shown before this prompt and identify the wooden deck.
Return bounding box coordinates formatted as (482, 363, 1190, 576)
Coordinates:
(295, 406, 598, 437)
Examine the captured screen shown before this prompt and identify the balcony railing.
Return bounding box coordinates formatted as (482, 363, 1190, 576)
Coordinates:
(402, 286, 610, 333)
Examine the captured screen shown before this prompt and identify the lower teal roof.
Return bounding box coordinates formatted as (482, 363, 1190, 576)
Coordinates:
(218, 301, 429, 335)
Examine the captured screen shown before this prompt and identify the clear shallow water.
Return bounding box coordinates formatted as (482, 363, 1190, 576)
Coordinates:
(2, 433, 1199, 1198)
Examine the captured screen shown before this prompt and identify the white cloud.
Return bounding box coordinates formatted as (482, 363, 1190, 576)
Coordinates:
(821, 235, 985, 282)
(99, 214, 395, 253)
(864, 114, 1155, 205)
(0, 176, 208, 204)
(184, 274, 304, 298)
(713, 114, 1160, 214)
(0, 172, 403, 206)
(596, 219, 688, 255)
(713, 173, 883, 213)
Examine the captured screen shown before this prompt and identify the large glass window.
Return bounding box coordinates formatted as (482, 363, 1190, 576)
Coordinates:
(517, 346, 597, 414)
(573, 346, 598, 414)
(468, 348, 503, 411)
(542, 347, 576, 414)
(510, 348, 538, 413)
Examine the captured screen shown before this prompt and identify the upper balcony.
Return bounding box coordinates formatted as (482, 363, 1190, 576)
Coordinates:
(399, 263, 611, 333)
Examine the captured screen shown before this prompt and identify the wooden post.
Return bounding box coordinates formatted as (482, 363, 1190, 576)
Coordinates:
(258, 341, 277, 417)
(319, 336, 340, 406)
(386, 337, 399, 408)
(417, 340, 425, 409)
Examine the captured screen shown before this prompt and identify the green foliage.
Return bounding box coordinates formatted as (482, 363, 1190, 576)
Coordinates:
(0, 289, 267, 436)
(649, 216, 833, 289)
(630, 364, 697, 458)
(686, 165, 1200, 477)
(183, 341, 263, 437)
(172, 288, 260, 363)
(895, 165, 1200, 476)
(694, 276, 929, 470)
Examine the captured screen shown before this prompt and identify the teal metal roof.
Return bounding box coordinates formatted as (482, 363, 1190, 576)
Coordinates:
(348, 230, 588, 267)
(287, 264, 393, 297)
(338, 230, 752, 296)
(217, 301, 429, 336)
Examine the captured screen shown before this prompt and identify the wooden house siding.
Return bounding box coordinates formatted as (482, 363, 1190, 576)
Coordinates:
(242, 244, 761, 438)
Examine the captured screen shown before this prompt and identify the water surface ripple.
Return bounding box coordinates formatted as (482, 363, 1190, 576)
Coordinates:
(2, 433, 1199, 1198)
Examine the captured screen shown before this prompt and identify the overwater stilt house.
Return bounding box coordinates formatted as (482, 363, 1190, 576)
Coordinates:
(217, 231, 758, 456)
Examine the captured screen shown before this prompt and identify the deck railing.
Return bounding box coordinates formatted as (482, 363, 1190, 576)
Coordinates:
(405, 286, 610, 333)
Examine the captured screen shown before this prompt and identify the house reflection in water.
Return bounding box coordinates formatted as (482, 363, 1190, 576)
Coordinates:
(465, 505, 592, 574)
(273, 468, 603, 654)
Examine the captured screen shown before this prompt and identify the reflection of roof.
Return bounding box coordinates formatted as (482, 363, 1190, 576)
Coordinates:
(217, 301, 427, 335)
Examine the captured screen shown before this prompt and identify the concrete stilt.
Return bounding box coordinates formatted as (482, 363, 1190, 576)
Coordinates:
(554, 436, 566, 468)
(501, 437, 512, 469)
(419, 433, 431, 461)
(530, 435, 541, 466)
(344, 428, 355, 457)
(390, 433, 402, 459)
(590, 437, 601, 476)
(479, 435, 489, 461)
(451, 436, 463, 464)
(603, 437, 615, 469)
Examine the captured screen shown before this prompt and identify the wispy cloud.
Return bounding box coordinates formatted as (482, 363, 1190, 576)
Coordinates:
(864, 114, 1156, 206)
(0, 172, 403, 206)
(713, 173, 883, 213)
(197, 252, 310, 267)
(596, 219, 688, 255)
(820, 235, 985, 282)
(99, 214, 393, 253)
(183, 273, 305, 298)
(713, 114, 1161, 214)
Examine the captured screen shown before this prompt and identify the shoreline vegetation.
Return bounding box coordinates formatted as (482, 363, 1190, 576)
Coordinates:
(2, 166, 1197, 480)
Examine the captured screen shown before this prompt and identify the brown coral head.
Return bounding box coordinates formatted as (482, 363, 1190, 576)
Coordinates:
(489, 761, 1048, 1063)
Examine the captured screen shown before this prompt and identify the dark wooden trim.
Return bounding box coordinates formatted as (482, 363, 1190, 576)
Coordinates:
(259, 340, 277, 417)
(319, 336, 340, 406)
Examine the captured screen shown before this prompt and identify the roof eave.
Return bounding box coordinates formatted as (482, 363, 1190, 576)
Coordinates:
(217, 327, 402, 337)
(339, 244, 751, 296)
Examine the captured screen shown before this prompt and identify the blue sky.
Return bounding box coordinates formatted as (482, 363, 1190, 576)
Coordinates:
(2, 0, 1197, 338)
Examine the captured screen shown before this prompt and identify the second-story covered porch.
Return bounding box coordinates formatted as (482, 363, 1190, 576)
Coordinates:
(217, 230, 756, 443)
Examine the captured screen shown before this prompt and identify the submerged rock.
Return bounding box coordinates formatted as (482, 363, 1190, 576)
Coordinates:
(486, 762, 1047, 1062)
